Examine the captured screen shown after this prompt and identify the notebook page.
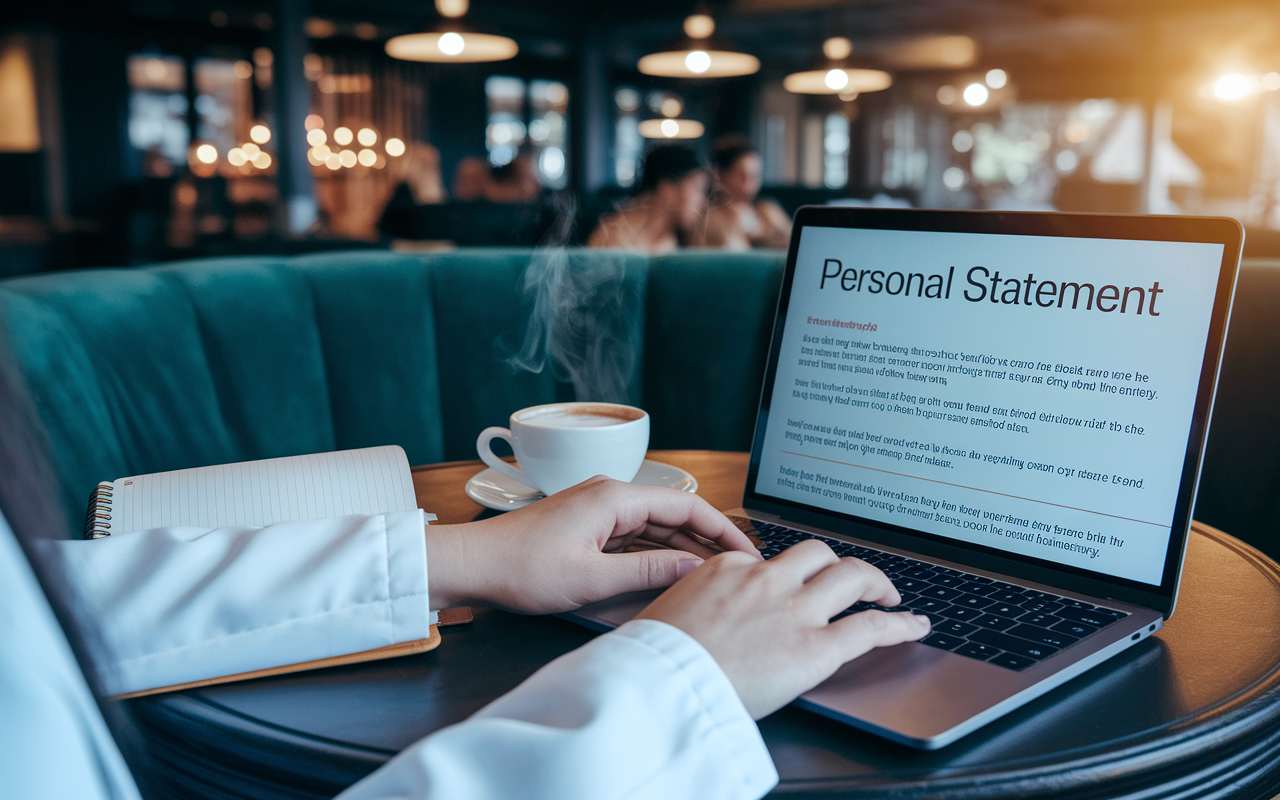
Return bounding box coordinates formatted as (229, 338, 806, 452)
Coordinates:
(106, 446, 418, 535)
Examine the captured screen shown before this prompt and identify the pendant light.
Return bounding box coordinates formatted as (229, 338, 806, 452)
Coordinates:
(385, 0, 517, 63)
(784, 37, 891, 100)
(637, 13, 759, 79)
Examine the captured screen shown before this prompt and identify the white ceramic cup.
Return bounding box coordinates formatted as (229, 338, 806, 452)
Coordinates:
(476, 402, 650, 495)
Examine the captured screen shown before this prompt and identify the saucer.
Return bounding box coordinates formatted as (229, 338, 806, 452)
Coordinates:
(465, 459, 698, 511)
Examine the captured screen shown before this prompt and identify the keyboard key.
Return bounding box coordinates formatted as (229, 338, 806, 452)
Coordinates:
(1050, 619, 1099, 638)
(966, 575, 995, 584)
(986, 603, 1023, 618)
(988, 652, 1036, 670)
(900, 566, 936, 579)
(1084, 606, 1127, 620)
(921, 586, 963, 601)
(892, 578, 931, 593)
(974, 613, 1018, 631)
(921, 632, 965, 651)
(938, 605, 984, 621)
(953, 593, 996, 609)
(1008, 623, 1079, 649)
(1019, 612, 1059, 627)
(934, 620, 977, 637)
(1057, 598, 1095, 609)
(905, 597, 951, 614)
(955, 642, 1001, 660)
(969, 629, 1059, 660)
(1055, 607, 1119, 628)
(959, 581, 1000, 596)
(930, 575, 967, 588)
(987, 590, 1027, 604)
(1020, 599, 1064, 615)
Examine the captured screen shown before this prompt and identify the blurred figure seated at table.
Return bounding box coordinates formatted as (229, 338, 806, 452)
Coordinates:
(452, 157, 493, 202)
(698, 135, 792, 250)
(486, 153, 542, 203)
(588, 145, 709, 254)
(379, 143, 448, 238)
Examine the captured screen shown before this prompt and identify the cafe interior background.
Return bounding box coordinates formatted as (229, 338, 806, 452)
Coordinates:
(2, 0, 1279, 271)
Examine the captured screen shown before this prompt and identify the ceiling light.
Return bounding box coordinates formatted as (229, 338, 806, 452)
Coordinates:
(385, 0, 517, 64)
(1214, 73, 1250, 100)
(638, 13, 758, 78)
(985, 69, 1007, 89)
(683, 14, 714, 39)
(823, 37, 852, 60)
(963, 83, 989, 106)
(785, 68, 891, 95)
(639, 118, 705, 139)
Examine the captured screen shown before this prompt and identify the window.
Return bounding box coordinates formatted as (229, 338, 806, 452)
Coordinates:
(485, 76, 570, 188)
(194, 58, 255, 158)
(824, 113, 850, 189)
(613, 87, 641, 187)
(127, 54, 189, 168)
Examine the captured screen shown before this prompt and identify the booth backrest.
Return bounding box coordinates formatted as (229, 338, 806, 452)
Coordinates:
(3, 250, 1278, 564)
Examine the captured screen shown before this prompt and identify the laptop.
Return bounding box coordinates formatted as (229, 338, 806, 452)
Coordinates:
(566, 207, 1242, 749)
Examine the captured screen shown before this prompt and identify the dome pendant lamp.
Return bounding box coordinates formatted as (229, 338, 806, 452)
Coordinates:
(784, 36, 891, 100)
(385, 0, 518, 64)
(638, 12, 759, 79)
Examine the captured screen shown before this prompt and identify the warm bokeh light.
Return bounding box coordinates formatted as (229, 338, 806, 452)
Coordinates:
(825, 69, 849, 91)
(1214, 73, 1249, 100)
(660, 97, 683, 117)
(952, 130, 974, 153)
(357, 148, 377, 166)
(1265, 72, 1280, 91)
(685, 51, 711, 73)
(385, 137, 406, 157)
(339, 149, 357, 167)
(439, 32, 465, 56)
(357, 128, 377, 146)
(985, 69, 1008, 89)
(638, 118, 704, 139)
(936, 85, 958, 105)
(823, 37, 853, 61)
(307, 129, 327, 146)
(304, 114, 325, 131)
(683, 14, 714, 39)
(333, 127, 353, 145)
(325, 153, 342, 170)
(435, 0, 468, 17)
(228, 148, 248, 166)
(784, 68, 891, 95)
(195, 144, 218, 164)
(249, 124, 271, 144)
(241, 142, 261, 158)
(963, 83, 989, 106)
(943, 166, 967, 190)
(252, 152, 272, 169)
(232, 60, 253, 80)
(307, 149, 324, 166)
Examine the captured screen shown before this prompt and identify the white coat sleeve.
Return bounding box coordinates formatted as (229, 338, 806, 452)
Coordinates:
(47, 510, 432, 697)
(337, 618, 780, 800)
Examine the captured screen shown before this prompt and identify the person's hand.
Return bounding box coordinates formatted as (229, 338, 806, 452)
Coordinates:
(424, 477, 760, 614)
(636, 539, 931, 719)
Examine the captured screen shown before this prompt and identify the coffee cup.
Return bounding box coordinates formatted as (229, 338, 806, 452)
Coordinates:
(476, 402, 650, 495)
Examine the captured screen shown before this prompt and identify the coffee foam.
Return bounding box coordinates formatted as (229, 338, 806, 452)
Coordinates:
(520, 403, 643, 428)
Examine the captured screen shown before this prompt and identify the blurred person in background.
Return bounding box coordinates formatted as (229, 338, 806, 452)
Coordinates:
(486, 153, 542, 203)
(453, 157, 493, 202)
(588, 145, 709, 254)
(698, 135, 791, 250)
(379, 143, 448, 238)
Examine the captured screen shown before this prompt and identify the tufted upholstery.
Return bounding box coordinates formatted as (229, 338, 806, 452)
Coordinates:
(2, 250, 1278, 564)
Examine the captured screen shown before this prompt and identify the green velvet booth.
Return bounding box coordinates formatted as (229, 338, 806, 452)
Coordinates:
(2, 250, 1278, 564)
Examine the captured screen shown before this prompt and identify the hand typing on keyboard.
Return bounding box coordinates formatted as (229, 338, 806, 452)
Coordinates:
(637, 534, 931, 719)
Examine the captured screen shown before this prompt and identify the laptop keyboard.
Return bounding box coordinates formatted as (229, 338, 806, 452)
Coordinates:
(729, 517, 1128, 671)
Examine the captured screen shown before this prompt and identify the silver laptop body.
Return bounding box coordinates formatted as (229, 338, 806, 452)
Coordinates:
(567, 208, 1242, 749)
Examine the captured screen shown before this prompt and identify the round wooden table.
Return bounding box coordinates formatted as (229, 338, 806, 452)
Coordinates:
(132, 451, 1280, 800)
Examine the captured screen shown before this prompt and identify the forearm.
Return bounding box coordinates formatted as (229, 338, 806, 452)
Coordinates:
(338, 619, 777, 800)
(50, 510, 432, 696)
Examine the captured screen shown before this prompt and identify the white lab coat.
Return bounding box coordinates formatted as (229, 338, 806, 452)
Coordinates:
(0, 510, 778, 800)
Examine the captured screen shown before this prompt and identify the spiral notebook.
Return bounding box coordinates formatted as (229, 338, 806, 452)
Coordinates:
(84, 445, 444, 699)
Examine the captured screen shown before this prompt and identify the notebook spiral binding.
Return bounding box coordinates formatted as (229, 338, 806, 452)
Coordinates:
(84, 482, 114, 540)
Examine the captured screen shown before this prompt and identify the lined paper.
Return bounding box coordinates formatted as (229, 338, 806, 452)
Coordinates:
(107, 446, 418, 534)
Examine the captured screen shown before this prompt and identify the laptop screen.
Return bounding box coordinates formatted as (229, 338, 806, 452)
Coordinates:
(752, 219, 1230, 589)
